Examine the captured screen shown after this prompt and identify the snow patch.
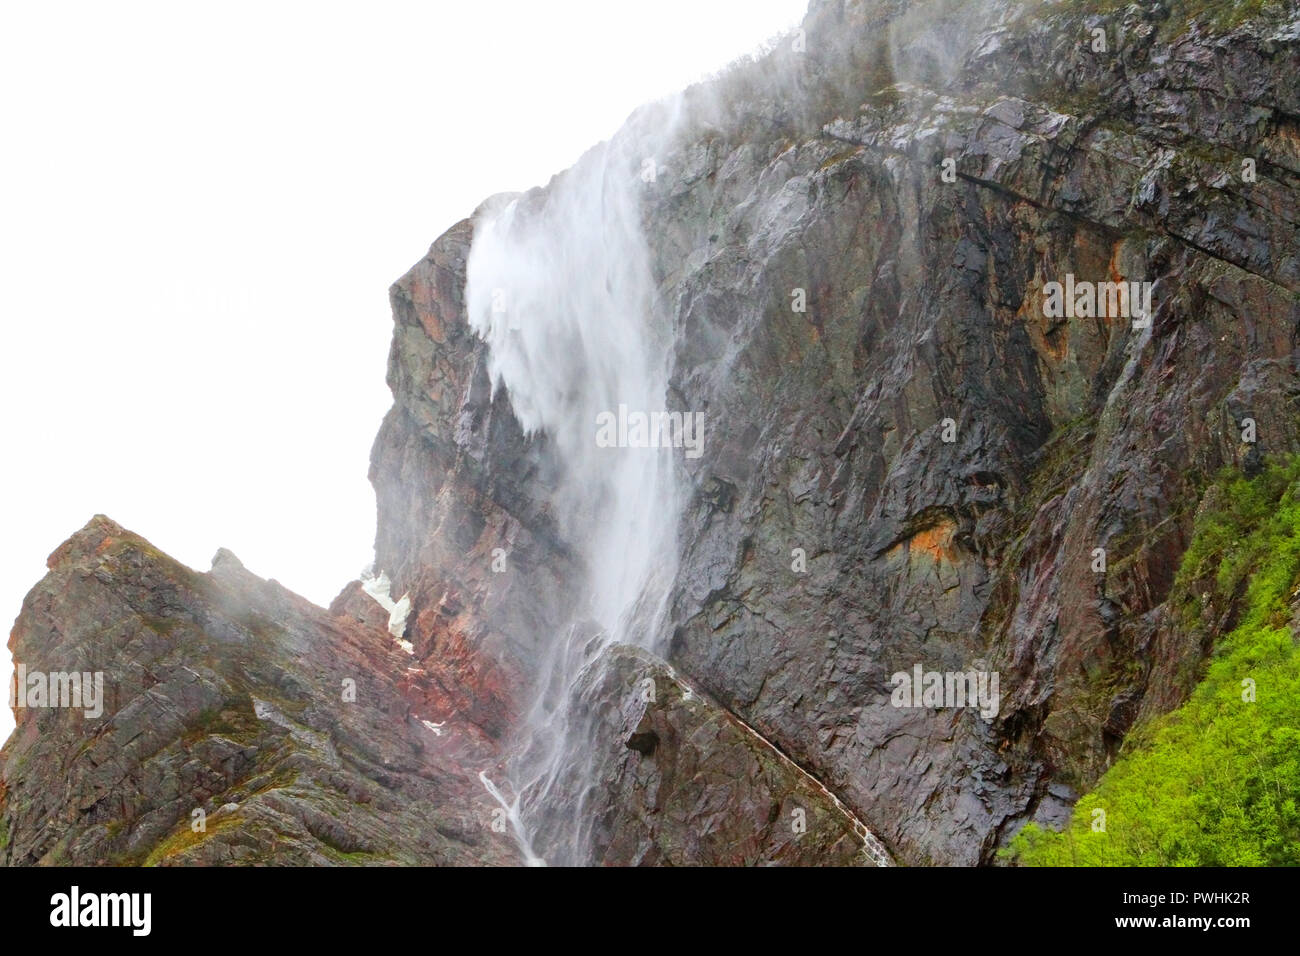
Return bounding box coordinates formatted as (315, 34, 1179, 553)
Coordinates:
(361, 570, 412, 641)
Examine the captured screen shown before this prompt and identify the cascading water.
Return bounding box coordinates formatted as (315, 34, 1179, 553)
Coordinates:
(464, 104, 687, 865)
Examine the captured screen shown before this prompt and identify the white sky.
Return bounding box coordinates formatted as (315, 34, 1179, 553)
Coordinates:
(0, 1, 807, 741)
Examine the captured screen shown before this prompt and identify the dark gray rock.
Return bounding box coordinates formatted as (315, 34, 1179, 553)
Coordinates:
(0, 517, 520, 866)
(369, 0, 1300, 865)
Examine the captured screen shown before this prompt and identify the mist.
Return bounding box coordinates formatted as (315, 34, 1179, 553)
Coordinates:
(0, 0, 808, 747)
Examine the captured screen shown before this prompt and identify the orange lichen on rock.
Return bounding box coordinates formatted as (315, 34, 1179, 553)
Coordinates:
(889, 519, 958, 563)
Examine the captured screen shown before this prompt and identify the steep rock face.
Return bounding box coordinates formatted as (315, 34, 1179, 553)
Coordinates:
(656, 3, 1300, 864)
(370, 0, 1300, 864)
(369, 217, 580, 743)
(527, 643, 892, 866)
(0, 517, 519, 865)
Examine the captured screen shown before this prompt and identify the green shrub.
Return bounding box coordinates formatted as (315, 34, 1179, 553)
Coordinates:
(1003, 457, 1300, 866)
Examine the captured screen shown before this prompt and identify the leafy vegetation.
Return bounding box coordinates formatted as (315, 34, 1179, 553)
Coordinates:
(1004, 457, 1300, 865)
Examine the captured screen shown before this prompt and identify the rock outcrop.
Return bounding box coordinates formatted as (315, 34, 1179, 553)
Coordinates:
(0, 516, 518, 865)
(2, 517, 875, 866)
(526, 644, 892, 866)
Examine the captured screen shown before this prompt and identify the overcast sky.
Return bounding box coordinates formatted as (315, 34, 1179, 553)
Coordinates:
(0, 1, 807, 741)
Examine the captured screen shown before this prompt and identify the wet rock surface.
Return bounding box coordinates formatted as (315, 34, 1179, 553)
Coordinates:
(369, 0, 1300, 865)
(528, 643, 891, 866)
(5, 0, 1300, 867)
(0, 517, 519, 865)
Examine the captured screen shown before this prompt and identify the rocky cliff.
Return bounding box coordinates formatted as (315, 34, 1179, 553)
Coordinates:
(0, 517, 519, 865)
(2, 517, 871, 865)
(5, 0, 1300, 866)
(367, 0, 1300, 865)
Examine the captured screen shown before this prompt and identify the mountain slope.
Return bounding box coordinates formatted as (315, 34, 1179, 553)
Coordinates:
(369, 0, 1300, 864)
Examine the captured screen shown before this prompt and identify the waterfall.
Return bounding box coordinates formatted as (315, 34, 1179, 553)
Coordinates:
(464, 104, 687, 864)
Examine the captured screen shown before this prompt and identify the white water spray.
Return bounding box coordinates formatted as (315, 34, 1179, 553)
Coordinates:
(465, 105, 686, 864)
(478, 770, 546, 866)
